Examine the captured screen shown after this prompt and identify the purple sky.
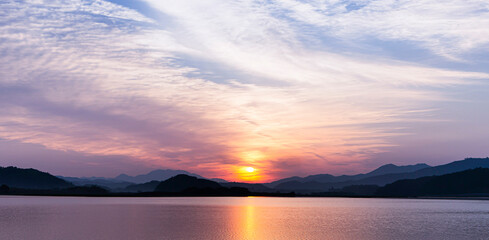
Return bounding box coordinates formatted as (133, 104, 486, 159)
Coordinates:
(0, 0, 488, 182)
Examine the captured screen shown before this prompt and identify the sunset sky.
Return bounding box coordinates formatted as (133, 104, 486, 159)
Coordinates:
(1, 0, 488, 182)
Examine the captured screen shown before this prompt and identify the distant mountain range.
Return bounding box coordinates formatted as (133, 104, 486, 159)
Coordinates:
(272, 158, 489, 193)
(123, 181, 161, 193)
(114, 169, 204, 184)
(59, 176, 134, 190)
(267, 163, 430, 188)
(121, 179, 272, 193)
(2, 157, 489, 196)
(59, 169, 207, 190)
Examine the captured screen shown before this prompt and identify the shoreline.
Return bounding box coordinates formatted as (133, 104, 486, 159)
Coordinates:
(2, 193, 489, 200)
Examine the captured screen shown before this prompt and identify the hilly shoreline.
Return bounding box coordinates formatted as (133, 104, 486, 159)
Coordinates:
(1, 157, 489, 198)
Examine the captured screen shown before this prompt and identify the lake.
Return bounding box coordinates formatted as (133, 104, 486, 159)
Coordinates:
(0, 196, 488, 239)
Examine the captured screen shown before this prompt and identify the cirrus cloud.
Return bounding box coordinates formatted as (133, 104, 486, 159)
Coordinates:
(0, 0, 488, 180)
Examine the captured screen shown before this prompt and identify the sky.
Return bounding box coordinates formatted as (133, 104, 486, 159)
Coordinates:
(0, 0, 488, 182)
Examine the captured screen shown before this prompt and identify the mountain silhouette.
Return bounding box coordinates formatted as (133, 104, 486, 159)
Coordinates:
(60, 176, 133, 190)
(115, 169, 203, 184)
(3, 157, 489, 196)
(274, 180, 326, 193)
(267, 163, 429, 188)
(272, 158, 489, 193)
(210, 178, 229, 183)
(0, 166, 73, 190)
(338, 157, 489, 187)
(154, 174, 221, 192)
(376, 168, 489, 197)
(123, 180, 161, 192)
(266, 176, 304, 188)
(367, 163, 431, 176)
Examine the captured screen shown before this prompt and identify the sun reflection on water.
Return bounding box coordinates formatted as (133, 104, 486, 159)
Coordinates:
(245, 204, 255, 239)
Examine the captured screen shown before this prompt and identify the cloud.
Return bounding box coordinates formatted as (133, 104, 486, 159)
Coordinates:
(0, 139, 150, 178)
(0, 0, 487, 180)
(272, 0, 489, 59)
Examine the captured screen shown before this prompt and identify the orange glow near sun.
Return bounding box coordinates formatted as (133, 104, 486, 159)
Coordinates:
(237, 166, 260, 182)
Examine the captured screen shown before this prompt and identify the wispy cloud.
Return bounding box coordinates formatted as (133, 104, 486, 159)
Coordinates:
(0, 0, 487, 180)
(273, 0, 489, 59)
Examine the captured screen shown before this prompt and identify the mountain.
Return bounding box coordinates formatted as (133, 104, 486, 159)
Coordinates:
(376, 168, 489, 197)
(274, 180, 327, 193)
(210, 178, 229, 183)
(273, 158, 489, 193)
(266, 176, 304, 188)
(0, 166, 73, 190)
(59, 176, 133, 190)
(367, 163, 431, 176)
(305, 163, 430, 183)
(115, 169, 203, 184)
(119, 180, 272, 193)
(268, 163, 430, 188)
(154, 174, 221, 192)
(340, 157, 489, 187)
(122, 181, 161, 193)
(409, 157, 489, 177)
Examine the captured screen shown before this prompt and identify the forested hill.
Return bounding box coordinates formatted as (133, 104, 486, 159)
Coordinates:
(0, 166, 73, 189)
(376, 168, 489, 197)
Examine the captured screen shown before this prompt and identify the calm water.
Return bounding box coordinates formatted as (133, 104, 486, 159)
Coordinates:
(0, 196, 488, 240)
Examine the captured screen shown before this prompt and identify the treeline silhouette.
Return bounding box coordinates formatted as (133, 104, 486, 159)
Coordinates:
(3, 185, 109, 196)
(0, 171, 293, 197)
(0, 166, 72, 189)
(2, 159, 489, 198)
(376, 168, 489, 197)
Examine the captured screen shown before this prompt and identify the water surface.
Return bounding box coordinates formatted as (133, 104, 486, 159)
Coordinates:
(0, 196, 488, 240)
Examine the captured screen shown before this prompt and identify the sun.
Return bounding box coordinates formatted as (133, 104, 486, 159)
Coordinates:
(236, 166, 260, 182)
